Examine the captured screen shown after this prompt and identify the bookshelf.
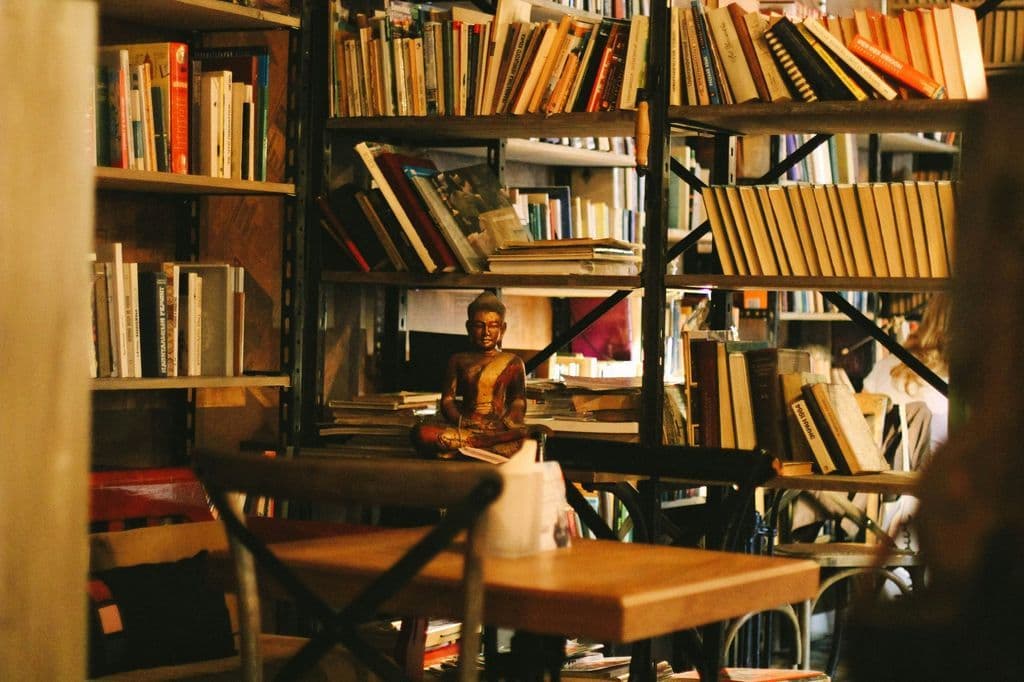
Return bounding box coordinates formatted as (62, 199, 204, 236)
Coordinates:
(309, 1, 986, 452)
(92, 0, 309, 466)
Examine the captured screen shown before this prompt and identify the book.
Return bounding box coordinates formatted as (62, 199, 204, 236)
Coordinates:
(748, 185, 790, 276)
(936, 180, 957, 273)
(783, 185, 822, 276)
(796, 22, 869, 102)
(727, 4, 770, 103)
(137, 270, 168, 378)
(870, 183, 905, 277)
(790, 398, 837, 474)
(811, 184, 847, 276)
(717, 186, 760, 275)
(835, 184, 874, 277)
(353, 141, 438, 273)
(328, 391, 441, 410)
(931, 5, 966, 99)
(192, 45, 269, 179)
(796, 184, 833, 277)
(728, 351, 756, 450)
(376, 151, 459, 271)
(801, 17, 897, 100)
(702, 185, 741, 275)
(950, 3, 987, 100)
(743, 10, 792, 103)
(902, 181, 932, 277)
(106, 42, 189, 173)
(765, 186, 809, 276)
(688, 338, 721, 448)
(802, 382, 890, 475)
(762, 21, 818, 102)
(326, 184, 393, 272)
(771, 17, 856, 101)
(96, 242, 128, 378)
(727, 186, 776, 275)
(855, 183, 889, 277)
(315, 193, 372, 272)
(847, 34, 945, 99)
(177, 264, 233, 377)
(430, 163, 531, 257)
(706, 6, 760, 104)
(404, 166, 486, 274)
(356, 188, 415, 272)
(916, 181, 950, 277)
(746, 347, 811, 461)
(888, 183, 918, 277)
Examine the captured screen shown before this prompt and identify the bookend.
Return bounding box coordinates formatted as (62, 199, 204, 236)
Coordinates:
(195, 449, 502, 682)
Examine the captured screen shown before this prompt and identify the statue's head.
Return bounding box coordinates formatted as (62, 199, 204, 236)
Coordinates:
(466, 291, 507, 352)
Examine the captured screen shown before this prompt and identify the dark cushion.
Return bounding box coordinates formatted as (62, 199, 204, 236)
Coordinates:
(87, 550, 235, 676)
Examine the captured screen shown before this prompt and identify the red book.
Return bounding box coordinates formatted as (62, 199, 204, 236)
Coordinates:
(585, 20, 626, 112)
(315, 194, 371, 272)
(376, 152, 459, 271)
(847, 34, 945, 99)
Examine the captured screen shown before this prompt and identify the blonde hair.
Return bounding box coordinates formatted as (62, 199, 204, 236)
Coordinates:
(891, 293, 950, 392)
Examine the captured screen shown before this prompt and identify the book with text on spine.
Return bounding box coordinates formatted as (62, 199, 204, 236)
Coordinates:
(847, 34, 945, 99)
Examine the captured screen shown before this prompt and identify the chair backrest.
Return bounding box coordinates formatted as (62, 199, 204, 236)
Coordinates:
(193, 449, 503, 682)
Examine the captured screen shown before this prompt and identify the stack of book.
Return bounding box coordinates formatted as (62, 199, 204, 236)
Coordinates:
(526, 375, 641, 440)
(702, 180, 956, 279)
(320, 391, 440, 438)
(486, 238, 642, 275)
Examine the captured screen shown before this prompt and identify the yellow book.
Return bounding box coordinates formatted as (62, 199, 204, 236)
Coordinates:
(887, 183, 919, 277)
(765, 186, 809, 276)
(936, 180, 957, 274)
(740, 185, 789, 276)
(812, 185, 847, 276)
(798, 184, 834, 277)
(784, 185, 823, 276)
(717, 186, 760, 275)
(835, 184, 873, 277)
(727, 186, 777, 275)
(870, 183, 905, 277)
(701, 187, 739, 276)
(855, 183, 889, 277)
(917, 181, 950, 277)
(902, 181, 932, 277)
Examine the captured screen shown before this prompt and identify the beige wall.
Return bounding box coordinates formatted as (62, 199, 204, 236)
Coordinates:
(0, 1, 96, 678)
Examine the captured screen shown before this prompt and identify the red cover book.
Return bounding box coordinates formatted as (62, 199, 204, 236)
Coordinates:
(847, 34, 945, 99)
(376, 152, 459, 271)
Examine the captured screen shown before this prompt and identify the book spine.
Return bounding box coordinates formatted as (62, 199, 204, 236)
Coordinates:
(802, 18, 897, 101)
(707, 6, 760, 103)
(791, 398, 837, 474)
(768, 18, 851, 101)
(848, 34, 945, 99)
(690, 1, 723, 105)
(728, 4, 770, 102)
(763, 28, 818, 102)
(797, 24, 868, 101)
(353, 143, 437, 272)
(801, 384, 851, 475)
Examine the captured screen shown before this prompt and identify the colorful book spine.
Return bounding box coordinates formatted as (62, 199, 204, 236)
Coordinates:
(848, 34, 945, 99)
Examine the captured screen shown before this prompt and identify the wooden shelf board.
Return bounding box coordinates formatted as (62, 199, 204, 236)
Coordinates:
(92, 375, 291, 391)
(856, 133, 959, 154)
(779, 312, 875, 321)
(326, 111, 637, 139)
(96, 167, 295, 195)
(322, 271, 642, 290)
(98, 0, 300, 30)
(667, 100, 978, 135)
(327, 101, 977, 140)
(665, 274, 950, 292)
(434, 139, 635, 167)
(763, 471, 919, 496)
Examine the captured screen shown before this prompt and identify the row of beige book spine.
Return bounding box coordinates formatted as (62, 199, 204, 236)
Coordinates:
(330, 3, 652, 118)
(701, 180, 955, 279)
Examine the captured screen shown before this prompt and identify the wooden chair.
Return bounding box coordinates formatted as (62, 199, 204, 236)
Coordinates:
(193, 449, 503, 682)
(88, 468, 374, 681)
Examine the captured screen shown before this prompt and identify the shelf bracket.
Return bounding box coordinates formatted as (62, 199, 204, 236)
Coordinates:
(974, 0, 1003, 20)
(670, 156, 708, 191)
(821, 291, 948, 397)
(524, 289, 633, 374)
(755, 133, 832, 185)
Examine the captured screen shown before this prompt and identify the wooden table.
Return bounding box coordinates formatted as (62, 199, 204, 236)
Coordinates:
(264, 527, 819, 644)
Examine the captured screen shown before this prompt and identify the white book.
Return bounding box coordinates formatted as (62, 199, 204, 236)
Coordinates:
(199, 71, 223, 176)
(97, 242, 127, 378)
(185, 272, 203, 377)
(220, 70, 233, 179)
(125, 262, 142, 378)
(178, 263, 233, 377)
